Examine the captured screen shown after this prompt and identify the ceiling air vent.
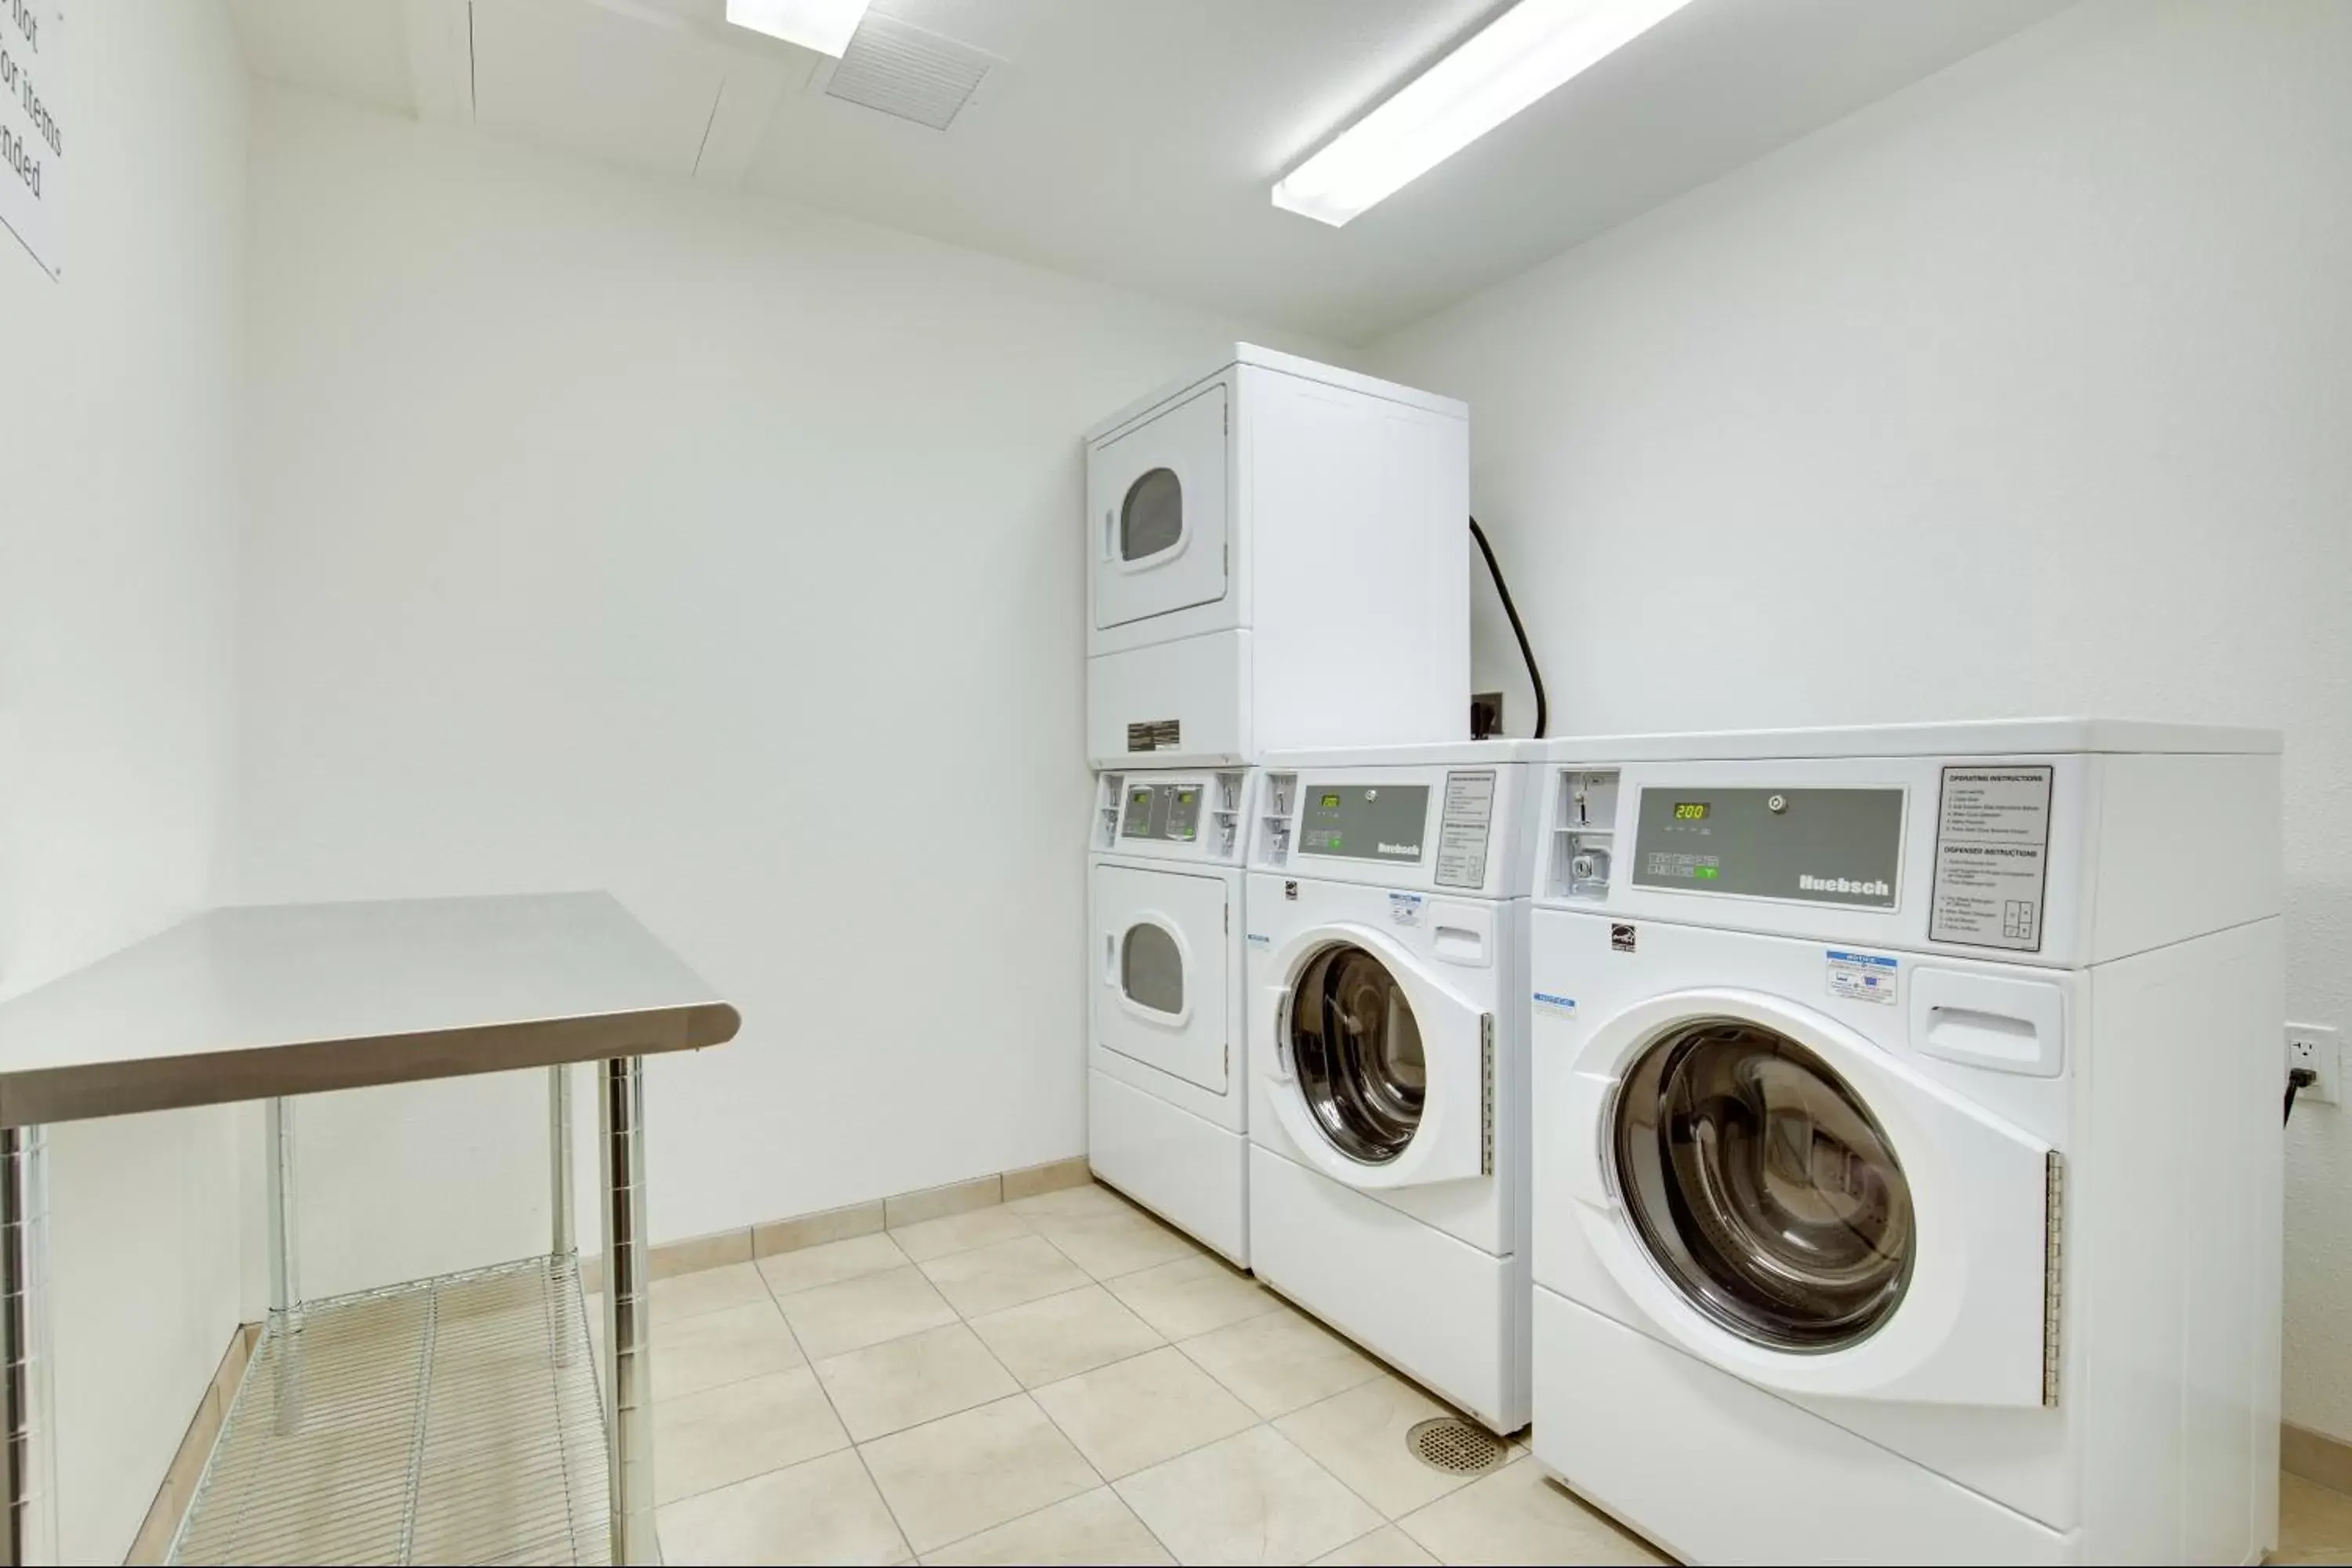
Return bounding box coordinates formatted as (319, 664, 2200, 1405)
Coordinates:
(822, 13, 996, 131)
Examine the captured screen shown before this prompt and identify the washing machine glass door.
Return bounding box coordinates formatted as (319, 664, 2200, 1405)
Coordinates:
(1613, 1019, 1915, 1353)
(1091, 385, 1229, 632)
(1291, 944, 1426, 1164)
(1275, 932, 1486, 1188)
(1094, 864, 1229, 1094)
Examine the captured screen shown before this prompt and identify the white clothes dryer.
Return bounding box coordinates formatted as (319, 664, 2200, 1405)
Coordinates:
(1246, 742, 1537, 1432)
(1085, 346, 1468, 768)
(1525, 721, 2283, 1565)
(1089, 767, 1257, 1263)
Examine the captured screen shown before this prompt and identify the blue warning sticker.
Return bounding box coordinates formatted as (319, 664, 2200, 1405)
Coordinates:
(1826, 949, 1899, 1006)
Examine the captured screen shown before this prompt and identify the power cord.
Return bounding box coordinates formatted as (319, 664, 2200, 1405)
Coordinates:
(2286, 1066, 2318, 1124)
(1469, 516, 1548, 739)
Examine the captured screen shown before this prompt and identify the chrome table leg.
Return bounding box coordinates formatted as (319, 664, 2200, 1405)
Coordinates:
(0, 1126, 56, 1566)
(598, 1057, 655, 1565)
(550, 1064, 576, 1369)
(265, 1096, 303, 1435)
(550, 1065, 575, 1260)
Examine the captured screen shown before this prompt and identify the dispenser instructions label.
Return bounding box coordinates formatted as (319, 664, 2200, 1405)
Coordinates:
(1826, 949, 1900, 1006)
(1929, 765, 2053, 952)
(1434, 770, 1497, 890)
(1, 0, 64, 277)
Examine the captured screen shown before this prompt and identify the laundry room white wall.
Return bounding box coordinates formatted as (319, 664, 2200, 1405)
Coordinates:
(0, 0, 249, 1559)
(1366, 0, 2352, 1443)
(233, 84, 1328, 1297)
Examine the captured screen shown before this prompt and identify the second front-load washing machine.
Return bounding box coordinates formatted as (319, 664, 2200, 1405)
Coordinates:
(1525, 720, 2283, 1565)
(1089, 766, 1257, 1263)
(1245, 742, 1537, 1433)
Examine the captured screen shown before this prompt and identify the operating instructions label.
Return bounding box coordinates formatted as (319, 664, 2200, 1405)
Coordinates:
(1929, 764, 2053, 952)
(1434, 770, 1497, 890)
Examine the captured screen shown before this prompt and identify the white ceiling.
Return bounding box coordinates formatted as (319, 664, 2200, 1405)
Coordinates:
(227, 0, 2073, 343)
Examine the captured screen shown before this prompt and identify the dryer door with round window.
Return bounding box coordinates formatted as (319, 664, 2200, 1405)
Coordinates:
(1265, 927, 1489, 1191)
(1091, 384, 1229, 632)
(1559, 988, 2055, 1408)
(1093, 864, 1228, 1094)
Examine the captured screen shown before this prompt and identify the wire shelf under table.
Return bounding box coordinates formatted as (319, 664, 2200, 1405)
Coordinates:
(170, 1254, 610, 1566)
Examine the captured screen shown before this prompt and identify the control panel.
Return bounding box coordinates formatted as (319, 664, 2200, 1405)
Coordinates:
(1096, 770, 1250, 862)
(1298, 782, 1431, 865)
(1257, 766, 1516, 894)
(1628, 786, 1904, 909)
(1545, 767, 1906, 910)
(1526, 740, 2260, 971)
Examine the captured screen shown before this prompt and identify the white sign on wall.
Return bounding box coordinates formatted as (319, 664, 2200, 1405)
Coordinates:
(1, 0, 62, 278)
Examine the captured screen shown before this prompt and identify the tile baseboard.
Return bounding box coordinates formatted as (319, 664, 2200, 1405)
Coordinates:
(753, 1197, 886, 1259)
(583, 1155, 1094, 1293)
(883, 1173, 1002, 1229)
(128, 1321, 260, 1565)
(1003, 1156, 1094, 1202)
(2283, 1421, 2352, 1496)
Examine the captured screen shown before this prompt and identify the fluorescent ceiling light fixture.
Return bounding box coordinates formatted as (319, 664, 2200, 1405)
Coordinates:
(724, 0, 872, 57)
(1273, 0, 1698, 227)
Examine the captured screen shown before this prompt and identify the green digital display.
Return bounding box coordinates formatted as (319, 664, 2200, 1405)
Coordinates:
(1673, 802, 1711, 820)
(1320, 793, 1342, 808)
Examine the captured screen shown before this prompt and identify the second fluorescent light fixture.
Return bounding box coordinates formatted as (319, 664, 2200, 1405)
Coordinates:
(1273, 0, 1698, 227)
(725, 0, 872, 57)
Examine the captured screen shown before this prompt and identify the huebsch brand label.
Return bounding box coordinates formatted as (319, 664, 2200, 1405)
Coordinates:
(1826, 949, 1900, 1006)
(1930, 765, 2053, 953)
(1801, 874, 1892, 898)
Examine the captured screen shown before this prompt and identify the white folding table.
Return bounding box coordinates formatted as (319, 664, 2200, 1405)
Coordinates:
(0, 892, 740, 1566)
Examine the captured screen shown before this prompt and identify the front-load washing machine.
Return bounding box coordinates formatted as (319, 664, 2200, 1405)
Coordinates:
(1525, 720, 2283, 1565)
(1089, 766, 1257, 1263)
(1245, 742, 1537, 1432)
(1086, 345, 1468, 768)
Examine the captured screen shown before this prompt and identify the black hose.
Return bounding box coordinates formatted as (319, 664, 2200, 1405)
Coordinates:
(1470, 515, 1548, 739)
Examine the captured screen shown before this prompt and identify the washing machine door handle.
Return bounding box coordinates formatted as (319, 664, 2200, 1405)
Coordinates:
(1562, 1068, 1621, 1210)
(1269, 989, 1295, 1082)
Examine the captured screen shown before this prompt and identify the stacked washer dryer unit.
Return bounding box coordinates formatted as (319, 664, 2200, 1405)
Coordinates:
(1085, 346, 1468, 1264)
(1525, 721, 2284, 1565)
(1247, 743, 1537, 1432)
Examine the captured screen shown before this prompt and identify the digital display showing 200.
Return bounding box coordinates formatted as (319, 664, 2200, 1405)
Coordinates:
(1673, 802, 1711, 821)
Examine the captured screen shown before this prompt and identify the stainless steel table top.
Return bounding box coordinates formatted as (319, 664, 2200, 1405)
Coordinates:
(0, 892, 739, 1126)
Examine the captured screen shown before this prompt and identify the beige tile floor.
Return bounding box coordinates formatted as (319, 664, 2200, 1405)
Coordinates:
(611, 1181, 2352, 1567)
(604, 1181, 1660, 1565)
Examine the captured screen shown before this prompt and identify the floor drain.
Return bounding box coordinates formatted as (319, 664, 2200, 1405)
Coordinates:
(1405, 1416, 1507, 1476)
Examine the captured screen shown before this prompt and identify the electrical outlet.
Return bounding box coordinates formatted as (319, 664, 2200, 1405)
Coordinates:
(2287, 1022, 2339, 1106)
